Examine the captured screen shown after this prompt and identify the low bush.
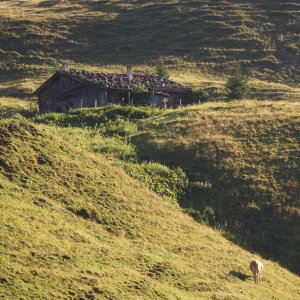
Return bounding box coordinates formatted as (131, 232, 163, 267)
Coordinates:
(98, 106, 161, 122)
(32, 105, 162, 128)
(191, 88, 210, 103)
(91, 136, 137, 161)
(156, 60, 171, 79)
(123, 162, 188, 200)
(100, 117, 137, 137)
(131, 84, 149, 106)
(184, 207, 221, 229)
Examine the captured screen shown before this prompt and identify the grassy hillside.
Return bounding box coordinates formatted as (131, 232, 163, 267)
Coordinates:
(132, 101, 300, 274)
(13, 100, 300, 275)
(1, 112, 300, 299)
(0, 0, 299, 99)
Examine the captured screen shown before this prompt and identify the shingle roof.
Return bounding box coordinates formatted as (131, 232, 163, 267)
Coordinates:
(60, 69, 190, 91)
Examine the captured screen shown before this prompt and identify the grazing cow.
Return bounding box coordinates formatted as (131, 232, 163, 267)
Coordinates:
(250, 259, 264, 283)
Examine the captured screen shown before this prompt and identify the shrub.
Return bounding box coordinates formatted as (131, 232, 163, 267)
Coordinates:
(100, 117, 137, 137)
(32, 106, 162, 128)
(225, 65, 250, 100)
(192, 88, 210, 103)
(91, 138, 137, 162)
(132, 84, 148, 94)
(131, 84, 149, 106)
(46, 126, 137, 162)
(123, 162, 188, 200)
(185, 207, 219, 228)
(156, 60, 171, 79)
(33, 112, 65, 125)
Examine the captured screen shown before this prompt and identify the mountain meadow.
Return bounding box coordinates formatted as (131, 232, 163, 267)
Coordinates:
(0, 0, 300, 299)
(0, 0, 299, 100)
(0, 101, 300, 299)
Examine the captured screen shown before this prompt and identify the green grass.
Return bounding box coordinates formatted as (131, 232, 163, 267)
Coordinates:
(13, 100, 300, 275)
(30, 106, 189, 201)
(17, 101, 300, 274)
(131, 100, 300, 274)
(44, 125, 137, 162)
(0, 1, 299, 99)
(0, 97, 36, 111)
(1, 110, 300, 299)
(1, 0, 300, 296)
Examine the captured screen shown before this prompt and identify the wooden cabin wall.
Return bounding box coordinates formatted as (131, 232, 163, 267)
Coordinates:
(38, 75, 109, 112)
(38, 76, 61, 112)
(97, 87, 107, 106)
(85, 85, 107, 107)
(61, 95, 83, 110)
(58, 86, 107, 111)
(107, 90, 130, 105)
(61, 76, 77, 92)
(168, 91, 192, 107)
(71, 89, 106, 109)
(37, 73, 192, 113)
(38, 75, 82, 112)
(150, 94, 163, 107)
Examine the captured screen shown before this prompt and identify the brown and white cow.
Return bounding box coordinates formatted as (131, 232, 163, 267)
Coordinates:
(250, 259, 264, 283)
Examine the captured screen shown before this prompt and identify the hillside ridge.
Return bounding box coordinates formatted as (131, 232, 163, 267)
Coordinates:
(132, 101, 300, 274)
(1, 111, 300, 299)
(0, 0, 299, 98)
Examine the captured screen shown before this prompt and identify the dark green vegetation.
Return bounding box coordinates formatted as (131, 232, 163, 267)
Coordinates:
(156, 60, 171, 80)
(0, 0, 299, 100)
(225, 65, 250, 100)
(2, 108, 300, 299)
(191, 88, 210, 103)
(131, 101, 300, 275)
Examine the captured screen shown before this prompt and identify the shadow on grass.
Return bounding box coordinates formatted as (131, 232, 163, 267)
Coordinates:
(229, 271, 251, 281)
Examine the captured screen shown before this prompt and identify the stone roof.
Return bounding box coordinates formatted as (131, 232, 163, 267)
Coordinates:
(60, 69, 190, 91)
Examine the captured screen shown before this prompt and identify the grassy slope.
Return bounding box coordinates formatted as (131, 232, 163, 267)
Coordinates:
(1, 112, 300, 299)
(132, 101, 300, 274)
(0, 97, 37, 111)
(0, 0, 299, 99)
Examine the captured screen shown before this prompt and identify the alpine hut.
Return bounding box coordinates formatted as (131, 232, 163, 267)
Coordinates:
(34, 66, 192, 113)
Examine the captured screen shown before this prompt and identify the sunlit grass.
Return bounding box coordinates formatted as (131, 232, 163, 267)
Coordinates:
(0, 0, 299, 99)
(132, 100, 300, 274)
(0, 97, 36, 110)
(1, 112, 300, 299)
